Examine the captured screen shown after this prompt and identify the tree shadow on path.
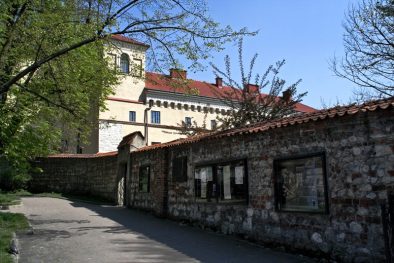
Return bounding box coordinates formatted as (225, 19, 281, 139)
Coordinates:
(70, 200, 312, 263)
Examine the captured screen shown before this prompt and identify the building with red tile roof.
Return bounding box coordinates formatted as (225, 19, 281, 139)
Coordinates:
(110, 34, 150, 48)
(144, 71, 316, 113)
(77, 35, 316, 154)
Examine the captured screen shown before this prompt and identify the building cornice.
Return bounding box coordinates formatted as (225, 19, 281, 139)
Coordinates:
(99, 119, 184, 131)
(110, 35, 150, 49)
(143, 88, 230, 110)
(107, 97, 144, 104)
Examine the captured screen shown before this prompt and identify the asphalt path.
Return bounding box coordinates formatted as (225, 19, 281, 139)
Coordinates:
(11, 197, 313, 263)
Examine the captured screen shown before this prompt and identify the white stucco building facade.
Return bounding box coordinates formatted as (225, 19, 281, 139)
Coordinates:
(81, 35, 315, 153)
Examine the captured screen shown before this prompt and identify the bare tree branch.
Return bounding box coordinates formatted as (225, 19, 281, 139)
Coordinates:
(332, 0, 394, 99)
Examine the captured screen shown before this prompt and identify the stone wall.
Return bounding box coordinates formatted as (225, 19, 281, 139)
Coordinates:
(128, 148, 168, 216)
(30, 154, 119, 202)
(129, 108, 394, 262)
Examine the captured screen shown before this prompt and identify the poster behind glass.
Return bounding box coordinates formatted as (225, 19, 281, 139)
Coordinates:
(277, 155, 326, 212)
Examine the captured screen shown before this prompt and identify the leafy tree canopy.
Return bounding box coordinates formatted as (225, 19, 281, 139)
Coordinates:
(0, 0, 251, 188)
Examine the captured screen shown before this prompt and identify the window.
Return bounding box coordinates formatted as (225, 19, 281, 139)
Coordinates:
(173, 156, 188, 182)
(120, 53, 130, 74)
(76, 132, 83, 154)
(129, 111, 136, 122)
(133, 58, 143, 77)
(61, 139, 68, 152)
(194, 159, 247, 203)
(185, 117, 192, 127)
(108, 53, 117, 69)
(139, 165, 150, 192)
(274, 153, 328, 213)
(151, 111, 160, 124)
(211, 120, 217, 130)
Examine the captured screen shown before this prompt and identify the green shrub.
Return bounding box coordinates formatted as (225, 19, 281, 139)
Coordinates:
(0, 159, 31, 191)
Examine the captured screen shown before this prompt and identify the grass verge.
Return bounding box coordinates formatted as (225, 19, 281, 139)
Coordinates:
(0, 190, 28, 206)
(0, 212, 29, 263)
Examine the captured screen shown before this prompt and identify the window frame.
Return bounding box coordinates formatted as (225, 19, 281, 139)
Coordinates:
(172, 156, 188, 183)
(132, 58, 143, 77)
(138, 165, 150, 193)
(151, 111, 161, 124)
(185, 117, 192, 128)
(273, 152, 329, 214)
(120, 53, 130, 74)
(129, 111, 136, 122)
(108, 53, 117, 70)
(194, 158, 248, 204)
(211, 120, 217, 130)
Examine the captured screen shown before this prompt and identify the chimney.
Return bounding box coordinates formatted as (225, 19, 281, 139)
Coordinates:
(170, 68, 187, 79)
(244, 84, 259, 93)
(215, 77, 223, 87)
(282, 89, 292, 102)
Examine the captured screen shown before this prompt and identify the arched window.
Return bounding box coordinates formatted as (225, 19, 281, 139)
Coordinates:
(120, 53, 130, 73)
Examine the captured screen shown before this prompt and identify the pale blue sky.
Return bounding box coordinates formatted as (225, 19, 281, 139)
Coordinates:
(186, 1, 360, 109)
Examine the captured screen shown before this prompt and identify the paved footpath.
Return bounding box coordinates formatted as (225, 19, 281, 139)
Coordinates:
(11, 197, 314, 263)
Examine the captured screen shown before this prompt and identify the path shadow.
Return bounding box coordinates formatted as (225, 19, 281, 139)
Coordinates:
(18, 228, 80, 242)
(69, 200, 310, 263)
(20, 217, 90, 242)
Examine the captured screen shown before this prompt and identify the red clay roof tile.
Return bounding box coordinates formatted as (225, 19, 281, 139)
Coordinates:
(47, 151, 118, 158)
(136, 97, 394, 153)
(145, 72, 316, 113)
(111, 35, 149, 48)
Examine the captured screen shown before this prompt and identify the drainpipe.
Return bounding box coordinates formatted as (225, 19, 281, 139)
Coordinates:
(144, 107, 151, 146)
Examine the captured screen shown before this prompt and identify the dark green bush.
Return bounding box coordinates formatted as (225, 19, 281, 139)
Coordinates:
(0, 159, 31, 191)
